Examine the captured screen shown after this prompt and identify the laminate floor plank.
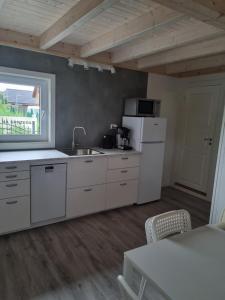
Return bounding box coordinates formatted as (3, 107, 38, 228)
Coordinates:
(0, 187, 210, 300)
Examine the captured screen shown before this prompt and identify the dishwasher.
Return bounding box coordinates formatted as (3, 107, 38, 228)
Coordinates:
(31, 163, 67, 224)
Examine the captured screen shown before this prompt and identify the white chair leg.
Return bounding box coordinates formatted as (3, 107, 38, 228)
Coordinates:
(138, 276, 147, 299)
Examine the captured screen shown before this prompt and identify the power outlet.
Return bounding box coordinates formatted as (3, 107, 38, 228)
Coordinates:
(110, 124, 118, 129)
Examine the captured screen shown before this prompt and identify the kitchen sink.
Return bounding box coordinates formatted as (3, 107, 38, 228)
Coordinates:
(59, 148, 104, 156)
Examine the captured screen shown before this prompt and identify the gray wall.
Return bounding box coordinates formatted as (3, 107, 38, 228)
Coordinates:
(0, 46, 148, 148)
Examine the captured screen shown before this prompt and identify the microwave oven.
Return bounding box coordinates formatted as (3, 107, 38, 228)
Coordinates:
(124, 98, 160, 117)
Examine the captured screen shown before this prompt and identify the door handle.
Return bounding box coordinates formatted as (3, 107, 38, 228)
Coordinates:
(84, 188, 93, 192)
(45, 166, 54, 172)
(204, 138, 213, 145)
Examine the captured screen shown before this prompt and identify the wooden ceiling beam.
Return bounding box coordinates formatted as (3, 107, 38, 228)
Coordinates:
(40, 0, 116, 50)
(111, 19, 221, 63)
(0, 28, 141, 72)
(138, 35, 225, 69)
(151, 0, 225, 30)
(0, 28, 111, 63)
(80, 7, 181, 57)
(172, 66, 225, 78)
(164, 53, 225, 75)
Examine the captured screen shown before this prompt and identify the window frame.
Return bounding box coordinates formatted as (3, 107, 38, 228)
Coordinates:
(0, 66, 55, 150)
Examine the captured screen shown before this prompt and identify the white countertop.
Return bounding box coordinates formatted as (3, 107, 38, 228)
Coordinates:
(0, 150, 68, 163)
(0, 148, 141, 163)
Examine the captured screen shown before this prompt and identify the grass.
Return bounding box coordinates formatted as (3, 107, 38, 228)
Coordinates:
(0, 103, 40, 135)
(0, 103, 25, 117)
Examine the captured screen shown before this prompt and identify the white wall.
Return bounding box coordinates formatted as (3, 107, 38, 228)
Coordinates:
(210, 108, 225, 223)
(148, 72, 225, 191)
(147, 74, 183, 186)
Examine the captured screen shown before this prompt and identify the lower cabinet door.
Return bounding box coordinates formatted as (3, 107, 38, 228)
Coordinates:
(0, 196, 30, 234)
(67, 184, 106, 218)
(106, 180, 138, 210)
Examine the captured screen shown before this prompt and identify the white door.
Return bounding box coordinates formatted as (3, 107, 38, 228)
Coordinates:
(174, 86, 220, 195)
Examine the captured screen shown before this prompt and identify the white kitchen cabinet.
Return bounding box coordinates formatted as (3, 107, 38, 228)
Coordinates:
(0, 196, 30, 234)
(106, 180, 138, 210)
(107, 167, 139, 183)
(0, 151, 140, 235)
(67, 184, 106, 218)
(68, 157, 107, 188)
(0, 162, 29, 173)
(108, 154, 140, 170)
(0, 171, 30, 182)
(0, 179, 30, 200)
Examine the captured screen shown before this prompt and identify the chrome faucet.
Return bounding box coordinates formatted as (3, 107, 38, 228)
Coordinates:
(72, 126, 87, 150)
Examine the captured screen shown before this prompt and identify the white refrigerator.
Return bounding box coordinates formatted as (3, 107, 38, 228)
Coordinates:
(123, 117, 167, 204)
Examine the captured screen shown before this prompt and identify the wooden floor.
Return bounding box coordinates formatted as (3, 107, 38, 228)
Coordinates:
(0, 187, 210, 300)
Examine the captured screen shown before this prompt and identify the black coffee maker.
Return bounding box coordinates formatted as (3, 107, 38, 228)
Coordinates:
(116, 127, 132, 150)
(102, 128, 117, 149)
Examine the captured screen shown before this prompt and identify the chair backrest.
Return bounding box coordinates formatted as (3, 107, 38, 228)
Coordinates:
(220, 208, 225, 223)
(117, 275, 146, 300)
(145, 209, 192, 244)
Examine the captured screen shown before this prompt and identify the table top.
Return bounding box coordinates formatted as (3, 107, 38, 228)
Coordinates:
(125, 225, 225, 300)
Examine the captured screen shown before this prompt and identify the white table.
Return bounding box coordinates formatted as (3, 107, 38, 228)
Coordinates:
(124, 225, 225, 300)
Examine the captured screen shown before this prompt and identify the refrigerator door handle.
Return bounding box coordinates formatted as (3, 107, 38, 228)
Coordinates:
(141, 141, 164, 144)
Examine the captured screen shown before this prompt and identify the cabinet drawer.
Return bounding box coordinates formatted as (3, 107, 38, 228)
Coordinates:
(0, 179, 30, 199)
(107, 167, 139, 183)
(0, 162, 29, 173)
(0, 171, 30, 182)
(67, 184, 106, 218)
(68, 157, 107, 188)
(106, 180, 138, 210)
(0, 196, 30, 234)
(108, 155, 140, 169)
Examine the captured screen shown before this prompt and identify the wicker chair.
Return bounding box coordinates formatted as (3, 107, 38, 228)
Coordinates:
(145, 209, 192, 244)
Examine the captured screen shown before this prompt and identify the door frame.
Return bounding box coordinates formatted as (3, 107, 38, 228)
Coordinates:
(171, 73, 225, 202)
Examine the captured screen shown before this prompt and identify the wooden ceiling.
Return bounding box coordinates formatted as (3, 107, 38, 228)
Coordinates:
(0, 0, 225, 77)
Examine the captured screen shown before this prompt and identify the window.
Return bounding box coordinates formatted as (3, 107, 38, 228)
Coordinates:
(0, 67, 55, 150)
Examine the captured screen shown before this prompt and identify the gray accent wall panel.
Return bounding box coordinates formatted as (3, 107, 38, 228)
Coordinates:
(0, 46, 148, 148)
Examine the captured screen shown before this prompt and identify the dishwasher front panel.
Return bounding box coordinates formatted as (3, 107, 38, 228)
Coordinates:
(31, 163, 67, 224)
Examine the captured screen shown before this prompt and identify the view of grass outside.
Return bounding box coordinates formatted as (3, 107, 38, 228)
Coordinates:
(0, 83, 40, 136)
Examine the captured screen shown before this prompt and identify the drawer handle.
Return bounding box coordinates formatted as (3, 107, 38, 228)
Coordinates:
(121, 157, 128, 160)
(121, 170, 128, 173)
(5, 166, 17, 170)
(6, 200, 18, 205)
(120, 183, 127, 186)
(5, 175, 18, 179)
(84, 188, 93, 192)
(6, 183, 18, 188)
(85, 160, 93, 163)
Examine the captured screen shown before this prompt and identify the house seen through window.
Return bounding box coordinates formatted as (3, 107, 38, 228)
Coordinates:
(0, 83, 40, 136)
(0, 67, 55, 149)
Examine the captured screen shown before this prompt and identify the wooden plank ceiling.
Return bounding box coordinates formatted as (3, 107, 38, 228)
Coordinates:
(0, 0, 224, 77)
